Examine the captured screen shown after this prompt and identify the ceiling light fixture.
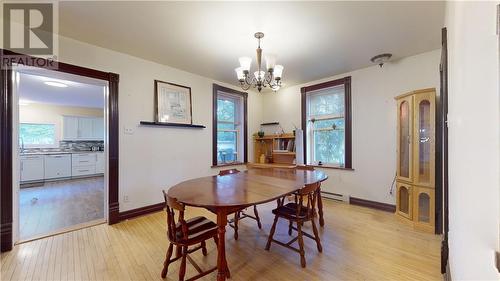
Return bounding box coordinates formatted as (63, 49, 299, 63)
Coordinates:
(19, 99, 33, 106)
(235, 32, 283, 93)
(44, 81, 68, 88)
(370, 53, 392, 67)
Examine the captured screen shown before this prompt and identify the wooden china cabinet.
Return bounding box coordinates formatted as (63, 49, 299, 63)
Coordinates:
(395, 88, 436, 233)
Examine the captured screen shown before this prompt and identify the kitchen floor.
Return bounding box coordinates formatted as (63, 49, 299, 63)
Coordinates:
(19, 176, 105, 241)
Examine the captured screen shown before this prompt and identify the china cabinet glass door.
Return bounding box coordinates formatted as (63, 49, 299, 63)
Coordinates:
(397, 96, 413, 182)
(396, 183, 412, 219)
(414, 92, 435, 187)
(413, 187, 435, 231)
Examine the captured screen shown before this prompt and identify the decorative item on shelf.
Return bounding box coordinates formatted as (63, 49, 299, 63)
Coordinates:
(235, 32, 283, 92)
(258, 130, 265, 138)
(154, 80, 192, 125)
(370, 53, 392, 67)
(259, 154, 266, 164)
(292, 123, 298, 136)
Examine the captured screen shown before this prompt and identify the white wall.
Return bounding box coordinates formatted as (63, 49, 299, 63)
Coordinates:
(56, 36, 263, 211)
(445, 1, 500, 280)
(19, 103, 103, 146)
(261, 50, 440, 204)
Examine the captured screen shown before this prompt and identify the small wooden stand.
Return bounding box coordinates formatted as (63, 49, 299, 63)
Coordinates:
(252, 133, 297, 168)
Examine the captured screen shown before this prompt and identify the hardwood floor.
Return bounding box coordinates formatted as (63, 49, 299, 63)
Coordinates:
(19, 176, 105, 240)
(1, 199, 441, 280)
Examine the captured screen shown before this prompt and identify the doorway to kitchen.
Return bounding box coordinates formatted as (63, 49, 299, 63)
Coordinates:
(13, 67, 108, 241)
(1, 50, 119, 252)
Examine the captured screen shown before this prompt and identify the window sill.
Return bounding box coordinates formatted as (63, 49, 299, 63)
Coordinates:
(211, 162, 248, 168)
(309, 165, 354, 171)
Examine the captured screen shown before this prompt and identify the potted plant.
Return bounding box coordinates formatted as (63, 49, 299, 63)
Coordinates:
(257, 130, 265, 138)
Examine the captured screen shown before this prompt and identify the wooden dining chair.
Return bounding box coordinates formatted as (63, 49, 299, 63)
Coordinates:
(294, 165, 325, 227)
(161, 190, 219, 281)
(218, 169, 262, 240)
(265, 182, 323, 268)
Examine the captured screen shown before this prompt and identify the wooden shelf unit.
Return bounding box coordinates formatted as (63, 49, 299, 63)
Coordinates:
(139, 121, 206, 128)
(395, 88, 436, 233)
(253, 133, 297, 165)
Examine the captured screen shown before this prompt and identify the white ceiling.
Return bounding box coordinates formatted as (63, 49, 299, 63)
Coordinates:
(18, 68, 106, 108)
(59, 1, 445, 89)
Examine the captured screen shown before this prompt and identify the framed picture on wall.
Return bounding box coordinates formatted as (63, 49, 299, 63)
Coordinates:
(154, 80, 192, 124)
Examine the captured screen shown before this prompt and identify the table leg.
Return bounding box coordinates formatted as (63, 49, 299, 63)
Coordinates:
(317, 187, 325, 227)
(216, 212, 229, 281)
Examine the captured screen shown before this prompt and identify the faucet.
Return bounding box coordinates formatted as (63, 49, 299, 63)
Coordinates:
(20, 137, 25, 153)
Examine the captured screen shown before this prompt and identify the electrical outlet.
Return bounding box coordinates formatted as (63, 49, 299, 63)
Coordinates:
(123, 195, 129, 203)
(124, 126, 134, 135)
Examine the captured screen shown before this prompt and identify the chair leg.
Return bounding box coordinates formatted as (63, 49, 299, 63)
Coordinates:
(311, 218, 323, 253)
(161, 243, 174, 278)
(176, 245, 182, 258)
(253, 205, 262, 229)
(213, 236, 218, 246)
(179, 246, 187, 281)
(265, 215, 279, 250)
(234, 211, 240, 240)
(288, 221, 293, 235)
(317, 188, 325, 227)
(201, 240, 207, 256)
(297, 222, 306, 268)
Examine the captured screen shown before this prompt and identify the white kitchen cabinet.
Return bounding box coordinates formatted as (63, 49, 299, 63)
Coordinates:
(71, 152, 100, 177)
(62, 116, 79, 140)
(20, 155, 45, 182)
(44, 154, 72, 179)
(92, 117, 104, 140)
(95, 153, 105, 174)
(72, 153, 95, 166)
(78, 117, 94, 139)
(72, 165, 96, 176)
(63, 116, 104, 141)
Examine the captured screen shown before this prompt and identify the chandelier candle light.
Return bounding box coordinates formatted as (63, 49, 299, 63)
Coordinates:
(235, 32, 284, 92)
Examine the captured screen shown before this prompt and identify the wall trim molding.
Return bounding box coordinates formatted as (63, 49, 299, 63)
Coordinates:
(349, 196, 396, 213)
(119, 202, 165, 221)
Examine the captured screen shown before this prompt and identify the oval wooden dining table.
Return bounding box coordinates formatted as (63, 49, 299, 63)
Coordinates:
(168, 168, 328, 281)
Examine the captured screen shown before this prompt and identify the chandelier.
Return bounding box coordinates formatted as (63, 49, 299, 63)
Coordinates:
(235, 32, 284, 92)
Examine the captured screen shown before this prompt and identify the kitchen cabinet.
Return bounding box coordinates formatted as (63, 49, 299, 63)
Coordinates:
(72, 152, 100, 177)
(62, 116, 79, 140)
(95, 153, 105, 174)
(72, 165, 96, 176)
(92, 118, 104, 140)
(44, 154, 71, 179)
(63, 116, 104, 140)
(78, 117, 94, 139)
(20, 155, 45, 182)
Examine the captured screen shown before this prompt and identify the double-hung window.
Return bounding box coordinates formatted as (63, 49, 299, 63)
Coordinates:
(212, 84, 248, 166)
(301, 77, 352, 169)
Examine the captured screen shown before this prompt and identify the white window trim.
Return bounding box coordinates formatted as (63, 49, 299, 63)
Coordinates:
(216, 92, 244, 165)
(306, 92, 347, 167)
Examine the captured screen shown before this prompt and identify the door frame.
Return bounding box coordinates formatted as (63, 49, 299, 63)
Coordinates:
(438, 27, 449, 273)
(0, 50, 120, 252)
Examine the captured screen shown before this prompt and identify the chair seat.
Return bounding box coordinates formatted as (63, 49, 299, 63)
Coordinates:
(174, 216, 218, 243)
(272, 203, 314, 220)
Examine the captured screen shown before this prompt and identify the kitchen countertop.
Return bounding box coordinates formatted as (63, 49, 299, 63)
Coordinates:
(20, 151, 104, 156)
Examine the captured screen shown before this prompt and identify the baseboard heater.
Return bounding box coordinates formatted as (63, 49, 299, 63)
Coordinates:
(320, 191, 348, 202)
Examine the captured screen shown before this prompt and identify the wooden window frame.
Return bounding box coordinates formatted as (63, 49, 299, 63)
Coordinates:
(212, 84, 248, 167)
(301, 76, 352, 169)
